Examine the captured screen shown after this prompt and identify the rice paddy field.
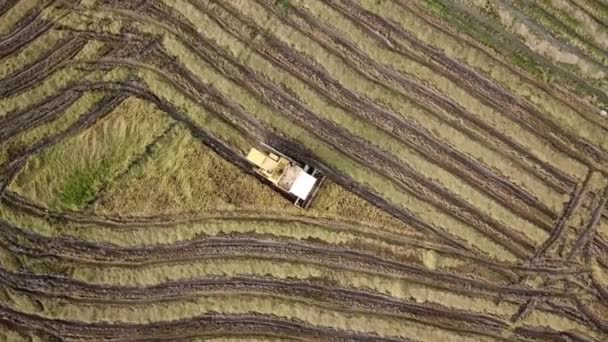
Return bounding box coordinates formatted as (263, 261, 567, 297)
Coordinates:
(1, 0, 608, 340)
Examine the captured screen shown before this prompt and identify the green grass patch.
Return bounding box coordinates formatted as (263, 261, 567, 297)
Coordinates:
(9, 97, 173, 211)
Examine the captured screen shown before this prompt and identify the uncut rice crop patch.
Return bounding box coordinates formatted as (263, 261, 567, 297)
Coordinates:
(9, 97, 173, 210)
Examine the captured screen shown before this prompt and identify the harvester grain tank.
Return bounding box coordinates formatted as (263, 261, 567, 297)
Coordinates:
(246, 147, 324, 208)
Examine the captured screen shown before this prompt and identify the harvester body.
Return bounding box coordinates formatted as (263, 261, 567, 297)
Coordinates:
(246, 147, 323, 208)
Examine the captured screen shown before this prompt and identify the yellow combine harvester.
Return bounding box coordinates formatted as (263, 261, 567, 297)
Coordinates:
(246, 147, 324, 208)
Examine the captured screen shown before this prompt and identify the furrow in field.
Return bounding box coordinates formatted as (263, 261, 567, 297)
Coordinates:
(0, 0, 50, 36)
(355, 0, 608, 168)
(74, 19, 482, 253)
(0, 250, 540, 328)
(0, 26, 66, 78)
(1, 58, 508, 262)
(510, 0, 608, 74)
(0, 37, 116, 120)
(0, 37, 152, 173)
(0, 205, 519, 285)
(60, 6, 532, 260)
(536, 0, 608, 56)
(195, 0, 557, 235)
(414, 0, 608, 125)
(569, 0, 608, 30)
(274, 3, 580, 211)
(544, 172, 608, 260)
(0, 271, 513, 333)
(0, 290, 524, 341)
(0, 64, 104, 118)
(105, 5, 539, 258)
(0, 233, 569, 304)
(3, 244, 598, 339)
(0, 89, 82, 142)
(531, 172, 596, 261)
(0, 223, 516, 294)
(0, 31, 152, 140)
(0, 191, 588, 277)
(403, 0, 608, 154)
(317, 0, 585, 189)
(149, 51, 534, 259)
(0, 0, 20, 18)
(0, 93, 129, 195)
(0, 36, 87, 99)
(566, 186, 608, 260)
(252, 0, 564, 223)
(0, 5, 56, 59)
(0, 306, 410, 342)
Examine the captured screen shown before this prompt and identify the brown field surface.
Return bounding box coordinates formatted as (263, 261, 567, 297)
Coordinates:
(1, 0, 608, 340)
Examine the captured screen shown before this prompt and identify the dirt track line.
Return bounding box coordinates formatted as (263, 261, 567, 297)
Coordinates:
(440, 0, 608, 111)
(0, 30, 152, 144)
(507, 0, 608, 72)
(130, 5, 538, 258)
(0, 306, 408, 342)
(91, 4, 530, 256)
(0, 214, 520, 288)
(567, 186, 608, 260)
(531, 172, 593, 261)
(88, 3, 528, 257)
(567, 0, 608, 32)
(514, 325, 598, 342)
(95, 45, 473, 252)
(0, 34, 156, 181)
(211, 0, 558, 230)
(575, 299, 608, 335)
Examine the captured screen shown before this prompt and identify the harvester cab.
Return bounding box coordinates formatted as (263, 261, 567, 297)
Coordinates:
(246, 147, 324, 208)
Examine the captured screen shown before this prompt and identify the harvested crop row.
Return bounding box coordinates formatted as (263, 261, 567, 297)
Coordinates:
(90, 6, 541, 259)
(251, 0, 568, 219)
(191, 0, 558, 234)
(1, 240, 602, 341)
(319, 0, 591, 189)
(0, 0, 596, 264)
(356, 0, 608, 165)
(0, 1, 56, 59)
(0, 238, 580, 327)
(0, 277, 531, 341)
(1, 192, 587, 278)
(54, 4, 576, 262)
(523, 0, 608, 63)
(426, 0, 608, 120)
(3, 1, 608, 340)
(0, 216, 518, 289)
(0, 306, 410, 342)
